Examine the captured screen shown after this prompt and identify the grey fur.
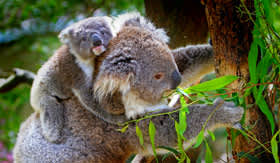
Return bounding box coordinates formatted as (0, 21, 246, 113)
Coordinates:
(14, 16, 243, 162)
(30, 16, 127, 143)
(173, 44, 214, 87)
(59, 16, 113, 59)
(116, 13, 215, 88)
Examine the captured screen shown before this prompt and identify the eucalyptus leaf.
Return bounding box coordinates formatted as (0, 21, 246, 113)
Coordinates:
(193, 130, 204, 148)
(179, 108, 187, 138)
(136, 125, 144, 146)
(186, 75, 238, 93)
(248, 41, 258, 83)
(117, 125, 128, 133)
(271, 130, 280, 163)
(205, 140, 213, 163)
(149, 120, 158, 162)
(207, 130, 215, 141)
(253, 87, 275, 133)
(157, 146, 180, 155)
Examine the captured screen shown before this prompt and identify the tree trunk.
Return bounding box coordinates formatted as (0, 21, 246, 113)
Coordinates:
(145, 0, 274, 162)
(204, 0, 273, 162)
(144, 0, 208, 48)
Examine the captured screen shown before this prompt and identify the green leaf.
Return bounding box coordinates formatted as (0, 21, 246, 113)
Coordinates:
(271, 130, 280, 163)
(193, 130, 204, 148)
(205, 140, 213, 163)
(117, 125, 128, 133)
(248, 41, 258, 83)
(178, 96, 188, 139)
(256, 51, 272, 82)
(136, 124, 144, 146)
(179, 109, 187, 139)
(177, 88, 191, 98)
(126, 154, 136, 163)
(175, 121, 183, 149)
(149, 120, 158, 162)
(179, 154, 187, 163)
(186, 75, 238, 93)
(180, 96, 189, 114)
(237, 152, 261, 163)
(207, 130, 215, 141)
(157, 146, 180, 155)
(253, 88, 275, 133)
(175, 121, 186, 162)
(186, 156, 191, 163)
(255, 84, 266, 103)
(262, 0, 274, 26)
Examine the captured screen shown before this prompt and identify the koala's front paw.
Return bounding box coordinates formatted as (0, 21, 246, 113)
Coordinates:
(214, 98, 244, 126)
(40, 109, 64, 143)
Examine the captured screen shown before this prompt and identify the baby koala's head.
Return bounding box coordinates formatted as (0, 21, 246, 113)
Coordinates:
(59, 16, 113, 60)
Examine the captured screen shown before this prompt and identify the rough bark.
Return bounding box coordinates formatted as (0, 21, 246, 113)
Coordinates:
(205, 0, 273, 162)
(145, 0, 209, 48)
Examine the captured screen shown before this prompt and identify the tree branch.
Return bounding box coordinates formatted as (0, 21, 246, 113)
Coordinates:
(0, 68, 35, 93)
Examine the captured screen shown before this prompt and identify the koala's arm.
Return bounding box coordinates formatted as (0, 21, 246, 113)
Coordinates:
(30, 64, 69, 143)
(135, 98, 243, 151)
(172, 44, 214, 87)
(72, 80, 128, 125)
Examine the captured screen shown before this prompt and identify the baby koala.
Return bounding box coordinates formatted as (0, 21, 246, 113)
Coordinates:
(59, 16, 113, 62)
(30, 16, 122, 143)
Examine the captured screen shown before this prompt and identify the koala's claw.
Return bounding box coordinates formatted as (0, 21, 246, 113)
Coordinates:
(232, 123, 244, 130)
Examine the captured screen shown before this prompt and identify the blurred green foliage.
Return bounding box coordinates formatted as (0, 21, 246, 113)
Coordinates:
(0, 0, 144, 157)
(0, 85, 30, 151)
(0, 0, 144, 30)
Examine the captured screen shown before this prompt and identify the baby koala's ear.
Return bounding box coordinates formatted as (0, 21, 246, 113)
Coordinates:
(102, 16, 117, 37)
(58, 26, 74, 45)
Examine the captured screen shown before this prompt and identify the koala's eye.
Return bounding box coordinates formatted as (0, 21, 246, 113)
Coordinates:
(154, 72, 164, 81)
(101, 31, 105, 35)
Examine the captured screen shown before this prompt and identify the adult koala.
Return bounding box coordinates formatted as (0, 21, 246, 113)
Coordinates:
(13, 14, 243, 163)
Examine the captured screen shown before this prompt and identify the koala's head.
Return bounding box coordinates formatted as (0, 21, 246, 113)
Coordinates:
(59, 16, 113, 60)
(94, 26, 181, 118)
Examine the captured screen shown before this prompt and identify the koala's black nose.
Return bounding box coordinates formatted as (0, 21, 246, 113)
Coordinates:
(171, 70, 181, 89)
(91, 34, 102, 46)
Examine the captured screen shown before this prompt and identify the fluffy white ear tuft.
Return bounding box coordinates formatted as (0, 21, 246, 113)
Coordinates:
(153, 28, 169, 44)
(58, 27, 72, 45)
(101, 16, 116, 37)
(112, 12, 169, 43)
(112, 12, 141, 34)
(93, 74, 132, 102)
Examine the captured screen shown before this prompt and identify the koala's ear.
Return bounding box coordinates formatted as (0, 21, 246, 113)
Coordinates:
(58, 26, 74, 44)
(102, 16, 117, 37)
(94, 51, 136, 100)
(113, 12, 169, 43)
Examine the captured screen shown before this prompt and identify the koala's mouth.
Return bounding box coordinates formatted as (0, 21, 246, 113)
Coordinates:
(92, 45, 106, 56)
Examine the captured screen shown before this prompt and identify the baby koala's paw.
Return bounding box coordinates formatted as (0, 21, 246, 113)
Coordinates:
(214, 98, 244, 127)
